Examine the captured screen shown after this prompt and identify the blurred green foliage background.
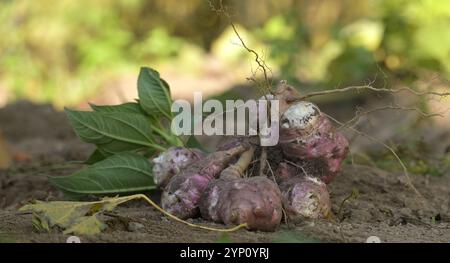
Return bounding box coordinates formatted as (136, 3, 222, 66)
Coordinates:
(0, 0, 449, 107)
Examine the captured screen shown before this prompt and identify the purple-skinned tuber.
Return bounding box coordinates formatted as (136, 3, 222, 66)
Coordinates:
(200, 177, 282, 231)
(279, 101, 349, 183)
(199, 147, 283, 231)
(276, 162, 331, 220)
(152, 147, 204, 188)
(161, 144, 248, 219)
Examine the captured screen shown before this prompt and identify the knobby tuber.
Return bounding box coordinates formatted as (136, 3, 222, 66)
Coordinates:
(200, 147, 283, 231)
(161, 144, 249, 219)
(158, 81, 348, 230)
(152, 147, 204, 188)
(279, 101, 349, 183)
(276, 162, 331, 220)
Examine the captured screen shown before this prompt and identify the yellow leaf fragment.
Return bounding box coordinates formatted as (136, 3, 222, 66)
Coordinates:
(20, 195, 138, 235)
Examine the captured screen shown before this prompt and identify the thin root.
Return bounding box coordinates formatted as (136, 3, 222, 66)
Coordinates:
(284, 160, 310, 177)
(134, 194, 248, 232)
(339, 104, 446, 130)
(265, 160, 277, 183)
(323, 113, 424, 199)
(297, 84, 450, 101)
(337, 188, 359, 221)
(208, 0, 272, 95)
(259, 147, 267, 177)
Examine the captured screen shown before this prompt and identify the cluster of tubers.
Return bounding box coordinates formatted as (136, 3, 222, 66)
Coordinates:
(153, 82, 349, 231)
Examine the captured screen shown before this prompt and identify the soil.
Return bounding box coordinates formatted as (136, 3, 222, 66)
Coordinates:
(0, 101, 449, 243)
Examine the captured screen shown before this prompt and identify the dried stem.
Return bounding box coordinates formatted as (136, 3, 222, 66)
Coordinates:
(208, 0, 273, 95)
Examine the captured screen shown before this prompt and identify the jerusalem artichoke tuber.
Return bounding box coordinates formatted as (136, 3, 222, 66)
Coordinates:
(279, 101, 349, 183)
(276, 162, 331, 220)
(152, 147, 204, 188)
(161, 144, 248, 219)
(199, 147, 283, 231)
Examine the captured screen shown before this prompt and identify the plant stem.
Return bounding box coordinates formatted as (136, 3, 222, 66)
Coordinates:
(150, 123, 182, 147)
(149, 143, 167, 152)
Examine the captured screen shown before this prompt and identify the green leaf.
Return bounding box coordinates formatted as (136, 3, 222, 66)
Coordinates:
(97, 140, 145, 155)
(85, 149, 107, 165)
(20, 195, 138, 235)
(65, 109, 164, 151)
(89, 102, 146, 115)
(141, 148, 158, 159)
(59, 190, 86, 201)
(137, 67, 172, 119)
(49, 153, 156, 195)
(86, 142, 147, 165)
